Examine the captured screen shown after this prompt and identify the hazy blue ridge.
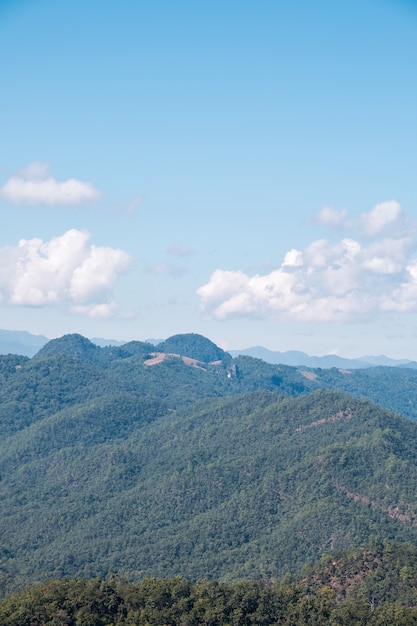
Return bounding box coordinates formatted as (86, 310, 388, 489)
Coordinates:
(229, 346, 413, 369)
(0, 330, 50, 357)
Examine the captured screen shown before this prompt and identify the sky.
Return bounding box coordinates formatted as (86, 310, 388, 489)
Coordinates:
(1, 0, 417, 358)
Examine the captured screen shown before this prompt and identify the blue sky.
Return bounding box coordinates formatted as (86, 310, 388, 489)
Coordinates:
(1, 0, 417, 358)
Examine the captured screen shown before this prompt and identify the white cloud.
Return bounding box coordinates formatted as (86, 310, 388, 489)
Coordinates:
(0, 229, 131, 318)
(360, 200, 403, 236)
(0, 162, 100, 206)
(197, 201, 417, 323)
(315, 206, 348, 228)
(283, 249, 303, 267)
(71, 303, 119, 319)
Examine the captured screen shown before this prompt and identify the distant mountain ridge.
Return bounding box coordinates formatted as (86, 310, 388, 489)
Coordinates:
(4, 331, 413, 426)
(229, 346, 415, 369)
(0, 329, 49, 357)
(0, 328, 415, 368)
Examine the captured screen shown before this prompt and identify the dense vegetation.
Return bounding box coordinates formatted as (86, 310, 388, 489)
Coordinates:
(3, 332, 417, 611)
(2, 542, 417, 624)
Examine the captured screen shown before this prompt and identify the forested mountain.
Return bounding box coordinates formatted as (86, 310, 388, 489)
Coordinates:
(155, 333, 228, 363)
(2, 332, 417, 603)
(30, 333, 417, 423)
(3, 327, 413, 367)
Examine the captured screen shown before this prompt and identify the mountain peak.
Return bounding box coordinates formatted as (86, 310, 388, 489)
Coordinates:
(156, 333, 229, 363)
(33, 333, 101, 361)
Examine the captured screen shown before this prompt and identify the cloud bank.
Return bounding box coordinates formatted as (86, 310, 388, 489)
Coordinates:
(0, 162, 100, 206)
(197, 201, 417, 323)
(0, 229, 131, 318)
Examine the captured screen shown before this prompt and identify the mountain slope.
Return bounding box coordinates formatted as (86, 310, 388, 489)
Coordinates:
(2, 388, 417, 596)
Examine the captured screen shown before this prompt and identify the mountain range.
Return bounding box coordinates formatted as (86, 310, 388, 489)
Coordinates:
(1, 328, 415, 368)
(229, 346, 416, 369)
(2, 331, 417, 600)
